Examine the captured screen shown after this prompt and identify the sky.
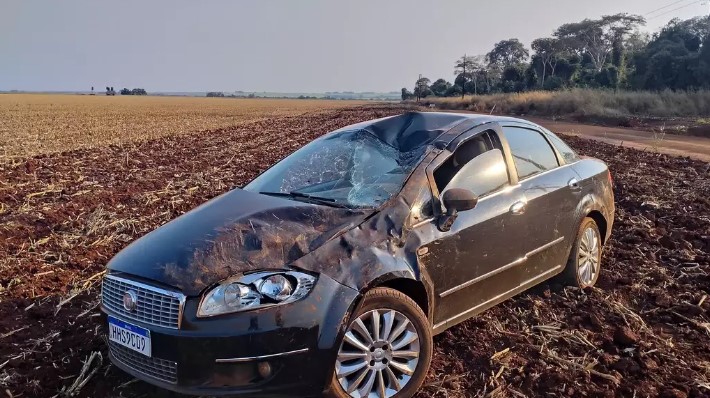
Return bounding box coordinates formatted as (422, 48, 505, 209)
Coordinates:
(1, 0, 708, 93)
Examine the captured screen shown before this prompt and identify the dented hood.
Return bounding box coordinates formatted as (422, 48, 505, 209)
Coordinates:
(107, 189, 370, 295)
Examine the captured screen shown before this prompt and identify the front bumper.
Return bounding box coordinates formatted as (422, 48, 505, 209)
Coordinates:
(101, 272, 359, 397)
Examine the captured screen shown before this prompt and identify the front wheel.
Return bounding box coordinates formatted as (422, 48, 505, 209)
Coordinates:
(326, 287, 432, 398)
(560, 217, 603, 288)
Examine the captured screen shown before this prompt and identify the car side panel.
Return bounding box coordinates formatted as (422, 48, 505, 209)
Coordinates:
(517, 164, 583, 280)
(414, 123, 534, 328)
(571, 158, 615, 242)
(416, 186, 526, 325)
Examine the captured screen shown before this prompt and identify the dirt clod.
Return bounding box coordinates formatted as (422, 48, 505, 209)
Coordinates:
(660, 388, 688, 398)
(613, 327, 639, 346)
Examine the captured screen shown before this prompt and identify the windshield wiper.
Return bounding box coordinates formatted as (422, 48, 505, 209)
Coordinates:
(259, 191, 350, 208)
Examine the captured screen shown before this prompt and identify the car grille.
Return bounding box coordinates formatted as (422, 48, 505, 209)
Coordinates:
(101, 274, 184, 329)
(109, 342, 178, 384)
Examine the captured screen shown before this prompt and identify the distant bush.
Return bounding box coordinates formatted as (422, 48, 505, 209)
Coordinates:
(424, 89, 710, 119)
(206, 92, 225, 97)
(120, 88, 147, 96)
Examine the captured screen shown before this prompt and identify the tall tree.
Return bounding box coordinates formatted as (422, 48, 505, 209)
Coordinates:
(626, 30, 651, 55)
(610, 39, 627, 89)
(695, 30, 710, 88)
(454, 55, 483, 98)
(413, 76, 431, 101)
(631, 16, 709, 90)
(500, 65, 527, 93)
(554, 13, 645, 72)
(430, 78, 452, 97)
(486, 39, 530, 70)
(531, 37, 564, 87)
(455, 55, 487, 96)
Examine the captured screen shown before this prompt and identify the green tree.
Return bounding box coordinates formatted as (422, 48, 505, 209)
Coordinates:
(486, 39, 529, 70)
(430, 78, 452, 97)
(524, 64, 538, 90)
(554, 13, 645, 72)
(631, 16, 709, 90)
(444, 84, 463, 97)
(454, 55, 485, 98)
(413, 77, 432, 101)
(531, 37, 564, 87)
(401, 88, 413, 101)
(500, 65, 527, 93)
(695, 32, 710, 88)
(626, 30, 651, 54)
(610, 39, 627, 89)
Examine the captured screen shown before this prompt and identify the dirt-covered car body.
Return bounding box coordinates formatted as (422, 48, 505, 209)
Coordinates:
(101, 112, 614, 396)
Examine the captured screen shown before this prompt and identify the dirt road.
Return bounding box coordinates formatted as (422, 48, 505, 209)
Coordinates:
(527, 117, 710, 162)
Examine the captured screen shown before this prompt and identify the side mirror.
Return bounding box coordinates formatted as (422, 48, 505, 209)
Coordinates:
(438, 188, 478, 232)
(442, 188, 478, 213)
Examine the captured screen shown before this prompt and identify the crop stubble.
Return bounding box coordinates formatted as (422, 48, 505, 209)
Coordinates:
(0, 104, 708, 398)
(0, 94, 368, 159)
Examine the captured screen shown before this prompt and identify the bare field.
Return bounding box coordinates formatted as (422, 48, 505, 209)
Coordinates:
(0, 94, 369, 158)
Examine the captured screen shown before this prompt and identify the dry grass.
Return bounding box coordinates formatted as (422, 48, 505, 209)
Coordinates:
(425, 89, 710, 120)
(0, 94, 368, 159)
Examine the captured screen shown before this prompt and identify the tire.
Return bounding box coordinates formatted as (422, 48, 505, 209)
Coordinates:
(559, 217, 603, 288)
(325, 287, 433, 398)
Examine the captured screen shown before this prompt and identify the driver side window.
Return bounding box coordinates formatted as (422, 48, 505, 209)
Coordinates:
(433, 132, 510, 198)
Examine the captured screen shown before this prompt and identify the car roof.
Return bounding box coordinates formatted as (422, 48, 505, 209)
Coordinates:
(427, 111, 539, 127)
(332, 111, 541, 152)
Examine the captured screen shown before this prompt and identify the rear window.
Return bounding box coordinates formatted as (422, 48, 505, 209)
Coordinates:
(543, 129, 580, 164)
(503, 127, 559, 180)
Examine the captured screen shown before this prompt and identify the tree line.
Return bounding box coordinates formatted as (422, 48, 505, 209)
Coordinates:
(120, 88, 147, 95)
(403, 14, 710, 100)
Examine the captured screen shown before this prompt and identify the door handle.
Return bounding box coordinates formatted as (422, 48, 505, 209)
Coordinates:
(568, 178, 581, 190)
(510, 200, 527, 215)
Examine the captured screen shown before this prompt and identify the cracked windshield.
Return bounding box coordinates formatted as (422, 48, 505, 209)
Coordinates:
(245, 130, 426, 208)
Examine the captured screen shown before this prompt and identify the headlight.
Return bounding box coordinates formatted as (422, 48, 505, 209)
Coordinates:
(197, 270, 316, 317)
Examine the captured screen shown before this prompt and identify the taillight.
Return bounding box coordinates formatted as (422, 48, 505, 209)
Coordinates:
(607, 170, 613, 186)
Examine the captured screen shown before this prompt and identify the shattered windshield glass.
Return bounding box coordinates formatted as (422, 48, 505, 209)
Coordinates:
(245, 130, 428, 208)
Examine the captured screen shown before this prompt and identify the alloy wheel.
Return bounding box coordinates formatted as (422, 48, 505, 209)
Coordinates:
(578, 226, 600, 287)
(335, 309, 420, 398)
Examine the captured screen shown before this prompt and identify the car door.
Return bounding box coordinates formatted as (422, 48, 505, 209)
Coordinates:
(417, 125, 529, 328)
(501, 125, 583, 281)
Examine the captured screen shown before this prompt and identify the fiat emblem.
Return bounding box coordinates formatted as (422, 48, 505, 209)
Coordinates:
(123, 290, 138, 312)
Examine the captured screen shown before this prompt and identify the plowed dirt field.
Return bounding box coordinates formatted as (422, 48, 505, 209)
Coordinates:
(1, 105, 708, 398)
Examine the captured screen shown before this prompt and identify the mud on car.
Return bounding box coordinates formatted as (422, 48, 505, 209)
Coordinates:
(101, 112, 614, 397)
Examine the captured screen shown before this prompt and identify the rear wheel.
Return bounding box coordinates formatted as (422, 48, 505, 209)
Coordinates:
(560, 217, 602, 288)
(326, 287, 432, 398)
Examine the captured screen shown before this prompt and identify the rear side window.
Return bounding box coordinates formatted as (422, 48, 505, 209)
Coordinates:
(543, 128, 580, 164)
(503, 127, 559, 180)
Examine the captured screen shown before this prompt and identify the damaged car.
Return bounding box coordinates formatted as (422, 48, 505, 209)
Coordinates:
(101, 112, 614, 397)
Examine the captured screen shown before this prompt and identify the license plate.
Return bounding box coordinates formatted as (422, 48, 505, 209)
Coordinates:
(108, 316, 151, 357)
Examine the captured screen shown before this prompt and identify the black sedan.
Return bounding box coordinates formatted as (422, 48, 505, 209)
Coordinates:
(101, 112, 614, 397)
